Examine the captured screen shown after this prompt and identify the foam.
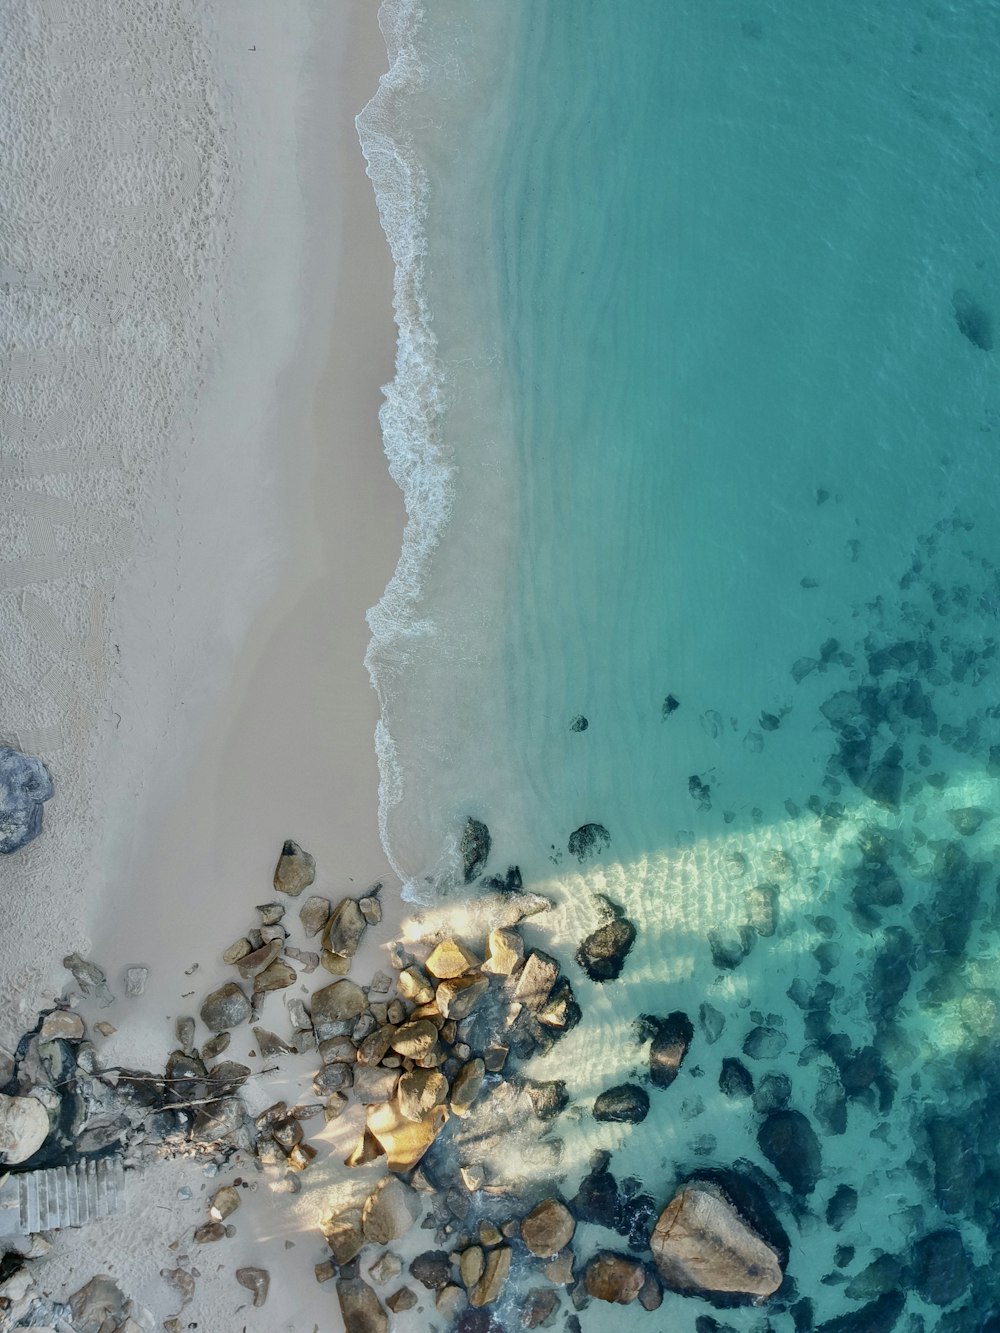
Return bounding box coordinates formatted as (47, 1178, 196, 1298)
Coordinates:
(356, 0, 456, 890)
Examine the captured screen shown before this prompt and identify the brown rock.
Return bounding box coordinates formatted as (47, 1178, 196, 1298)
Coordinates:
(358, 1024, 397, 1065)
(337, 1276, 388, 1333)
(202, 1031, 230, 1059)
(436, 973, 490, 1021)
(353, 1065, 400, 1105)
(543, 1250, 575, 1285)
(514, 951, 560, 1010)
(235, 939, 282, 979)
(450, 1058, 485, 1117)
(398, 966, 434, 1004)
(390, 1019, 438, 1058)
(479, 1221, 503, 1247)
(398, 1067, 449, 1122)
(469, 1245, 511, 1307)
(311, 979, 367, 1038)
(209, 1186, 241, 1220)
(584, 1250, 645, 1304)
(39, 1010, 85, 1041)
(299, 895, 331, 937)
(194, 1221, 226, 1243)
(638, 1268, 663, 1311)
(321, 949, 351, 976)
(324, 898, 368, 959)
(235, 1266, 269, 1307)
(520, 1198, 575, 1257)
(425, 939, 482, 979)
(481, 927, 524, 976)
(386, 1287, 417, 1313)
(222, 937, 252, 965)
(362, 1174, 421, 1244)
(273, 840, 315, 897)
(253, 958, 296, 992)
(522, 1287, 560, 1328)
(367, 1100, 449, 1172)
(323, 1209, 365, 1264)
(650, 1181, 783, 1298)
(459, 1245, 485, 1288)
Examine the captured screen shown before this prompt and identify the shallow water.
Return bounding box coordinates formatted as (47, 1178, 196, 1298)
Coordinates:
(364, 0, 1000, 1324)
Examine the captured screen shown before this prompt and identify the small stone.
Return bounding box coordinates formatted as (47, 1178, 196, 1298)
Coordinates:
(209, 1185, 241, 1220)
(202, 1031, 231, 1059)
(160, 1267, 196, 1305)
(324, 1210, 365, 1264)
(258, 901, 285, 925)
(460, 1245, 486, 1288)
(479, 1221, 503, 1247)
(461, 817, 492, 882)
(514, 951, 560, 1010)
(200, 982, 251, 1033)
(315, 1260, 336, 1284)
(299, 895, 331, 937)
(521, 1199, 575, 1257)
(194, 1221, 226, 1243)
(461, 1162, 486, 1191)
(438, 1283, 467, 1319)
(391, 1019, 439, 1057)
(223, 937, 253, 965)
(358, 1024, 396, 1065)
(273, 839, 315, 897)
(482, 928, 524, 977)
(321, 950, 349, 978)
(369, 971, 392, 995)
(426, 939, 482, 979)
(287, 1142, 317, 1171)
(522, 1287, 560, 1327)
(285, 947, 319, 971)
(319, 1034, 357, 1064)
(272, 1116, 304, 1150)
(324, 898, 368, 958)
(526, 1080, 569, 1121)
(369, 1251, 403, 1285)
(337, 1276, 389, 1333)
(584, 1251, 645, 1304)
(450, 1058, 485, 1117)
(175, 1016, 196, 1052)
(312, 979, 367, 1038)
(387, 998, 406, 1024)
(386, 1286, 417, 1313)
(69, 1275, 130, 1330)
(253, 958, 297, 992)
(362, 1174, 422, 1244)
(63, 952, 114, 1006)
(398, 967, 435, 1004)
(236, 1266, 269, 1307)
(260, 925, 287, 945)
(313, 1063, 354, 1096)
(543, 1250, 575, 1285)
(95, 1021, 116, 1037)
(0, 1092, 50, 1164)
(236, 939, 282, 979)
(470, 1245, 512, 1307)
(254, 1026, 295, 1057)
(437, 973, 490, 1020)
(353, 1065, 401, 1104)
(325, 1092, 349, 1121)
(359, 895, 382, 924)
(39, 1010, 85, 1041)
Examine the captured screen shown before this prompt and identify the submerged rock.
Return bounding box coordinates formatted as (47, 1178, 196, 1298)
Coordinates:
(913, 1228, 970, 1306)
(461, 817, 491, 882)
(757, 1109, 822, 1196)
(570, 715, 589, 732)
(576, 914, 636, 982)
(568, 822, 611, 861)
(650, 1180, 783, 1300)
(646, 1011, 694, 1089)
(952, 288, 993, 351)
(0, 746, 54, 853)
(815, 1291, 905, 1333)
(593, 1084, 649, 1124)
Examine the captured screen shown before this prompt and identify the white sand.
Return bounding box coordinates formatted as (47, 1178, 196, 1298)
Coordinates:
(2, 0, 411, 1326)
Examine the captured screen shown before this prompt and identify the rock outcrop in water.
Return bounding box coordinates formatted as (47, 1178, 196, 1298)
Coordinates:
(650, 1179, 783, 1300)
(0, 746, 54, 853)
(567, 822, 610, 861)
(461, 817, 491, 882)
(952, 288, 993, 351)
(575, 896, 636, 981)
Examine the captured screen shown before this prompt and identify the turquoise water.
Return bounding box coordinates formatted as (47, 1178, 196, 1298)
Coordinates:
(363, 0, 1000, 1324)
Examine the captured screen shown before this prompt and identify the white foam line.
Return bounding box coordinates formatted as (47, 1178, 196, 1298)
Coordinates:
(356, 0, 456, 887)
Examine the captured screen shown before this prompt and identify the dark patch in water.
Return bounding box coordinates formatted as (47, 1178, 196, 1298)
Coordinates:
(952, 289, 994, 351)
(567, 822, 610, 861)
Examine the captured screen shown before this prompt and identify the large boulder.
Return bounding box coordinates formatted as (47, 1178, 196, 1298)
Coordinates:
(576, 917, 636, 982)
(593, 1084, 649, 1124)
(913, 1228, 970, 1306)
(583, 1251, 645, 1304)
(650, 1180, 783, 1299)
(645, 1011, 694, 1088)
(520, 1199, 575, 1257)
(0, 746, 54, 853)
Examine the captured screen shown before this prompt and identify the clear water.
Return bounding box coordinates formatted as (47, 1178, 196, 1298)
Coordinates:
(362, 0, 1000, 1324)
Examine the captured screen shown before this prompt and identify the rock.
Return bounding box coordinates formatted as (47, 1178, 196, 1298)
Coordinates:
(209, 1185, 241, 1220)
(386, 1286, 417, 1312)
(254, 957, 297, 991)
(526, 1079, 569, 1120)
(593, 1084, 649, 1123)
(757, 1109, 822, 1195)
(469, 1245, 511, 1307)
(313, 1063, 354, 1096)
(360, 893, 382, 924)
(411, 1250, 452, 1290)
(460, 1245, 486, 1288)
(482, 928, 524, 976)
(461, 817, 492, 882)
(450, 1058, 485, 1117)
(650, 1180, 783, 1298)
(719, 1058, 754, 1098)
(369, 1251, 403, 1285)
(521, 1199, 575, 1257)
(324, 898, 368, 958)
(337, 1276, 388, 1333)
(571, 1153, 620, 1228)
(514, 950, 560, 1009)
(273, 839, 315, 896)
(646, 1011, 694, 1088)
(743, 1026, 786, 1060)
(745, 883, 778, 936)
(391, 1019, 439, 1057)
(160, 1267, 196, 1305)
(63, 952, 114, 1005)
(0, 1092, 49, 1163)
(522, 1287, 560, 1326)
(362, 1175, 421, 1244)
(426, 938, 482, 978)
(538, 978, 582, 1032)
(438, 973, 490, 1020)
(223, 937, 252, 964)
(194, 1221, 226, 1243)
(583, 1251, 645, 1304)
(200, 982, 251, 1033)
(398, 1068, 449, 1122)
(368, 1100, 449, 1171)
(438, 1283, 467, 1319)
(202, 1031, 231, 1059)
(253, 1026, 295, 1058)
(235, 1267, 269, 1307)
(124, 965, 148, 996)
(235, 939, 283, 979)
(69, 1275, 129, 1332)
(576, 916, 636, 982)
(952, 288, 993, 351)
(397, 966, 433, 1003)
(844, 1254, 904, 1302)
(815, 1292, 905, 1333)
(699, 1003, 725, 1044)
(352, 1066, 400, 1104)
(826, 1184, 858, 1230)
(570, 714, 589, 731)
(299, 895, 331, 937)
(39, 1010, 85, 1041)
(637, 1269, 662, 1311)
(0, 746, 53, 853)
(864, 744, 904, 811)
(568, 822, 611, 861)
(324, 1210, 365, 1264)
(913, 1228, 970, 1306)
(311, 979, 367, 1038)
(708, 925, 754, 970)
(946, 806, 989, 837)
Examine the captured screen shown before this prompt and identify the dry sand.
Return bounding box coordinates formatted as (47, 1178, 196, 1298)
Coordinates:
(3, 0, 415, 1326)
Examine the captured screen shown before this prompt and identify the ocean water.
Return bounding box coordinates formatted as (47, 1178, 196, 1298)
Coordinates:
(362, 0, 1000, 1325)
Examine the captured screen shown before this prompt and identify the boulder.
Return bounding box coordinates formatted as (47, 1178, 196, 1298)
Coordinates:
(398, 1068, 449, 1122)
(514, 951, 560, 1009)
(568, 822, 611, 861)
(451, 1058, 486, 1117)
(362, 1175, 421, 1244)
(815, 1291, 905, 1333)
(481, 928, 524, 976)
(311, 979, 367, 1039)
(199, 983, 250, 1033)
(437, 974, 490, 1020)
(571, 1152, 620, 1228)
(69, 1275, 129, 1332)
(324, 898, 368, 958)
(757, 1109, 822, 1195)
(461, 817, 491, 882)
(525, 1079, 569, 1121)
(593, 1084, 649, 1124)
(273, 839, 315, 896)
(235, 1267, 269, 1307)
(646, 1011, 694, 1088)
(0, 746, 54, 854)
(368, 1101, 448, 1171)
(299, 895, 331, 937)
(521, 1199, 575, 1257)
(913, 1228, 970, 1306)
(583, 1251, 645, 1304)
(337, 1277, 388, 1333)
(719, 1058, 754, 1099)
(410, 1251, 452, 1291)
(650, 1181, 783, 1298)
(426, 939, 481, 978)
(743, 1026, 786, 1060)
(469, 1245, 511, 1307)
(576, 917, 636, 982)
(390, 1019, 438, 1058)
